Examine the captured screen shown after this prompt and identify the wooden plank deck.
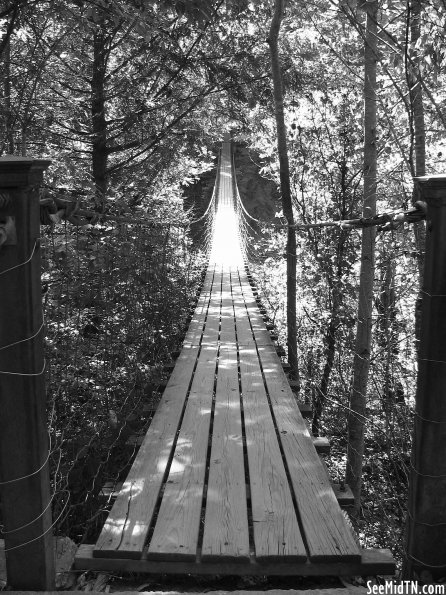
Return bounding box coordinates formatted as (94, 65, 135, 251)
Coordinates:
(76, 140, 394, 576)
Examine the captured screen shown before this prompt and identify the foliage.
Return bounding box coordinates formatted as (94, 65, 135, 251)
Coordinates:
(41, 217, 207, 541)
(1, 0, 445, 573)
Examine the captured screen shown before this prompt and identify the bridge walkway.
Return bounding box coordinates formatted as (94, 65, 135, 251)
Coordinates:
(74, 141, 394, 576)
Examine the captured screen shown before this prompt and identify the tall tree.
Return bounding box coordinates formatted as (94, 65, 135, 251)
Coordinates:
(268, 0, 299, 384)
(407, 0, 426, 350)
(346, 0, 378, 514)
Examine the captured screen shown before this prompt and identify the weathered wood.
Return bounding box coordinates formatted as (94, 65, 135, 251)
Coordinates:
(298, 402, 312, 419)
(202, 345, 249, 562)
(257, 345, 360, 562)
(93, 345, 200, 559)
(332, 484, 355, 508)
(237, 272, 274, 345)
(88, 138, 393, 577)
(0, 158, 55, 589)
(219, 272, 237, 344)
(76, 544, 395, 576)
(313, 437, 331, 454)
(100, 481, 124, 499)
(318, 458, 354, 508)
(183, 268, 215, 345)
(200, 269, 222, 345)
(239, 344, 307, 563)
(147, 345, 218, 560)
(404, 176, 446, 580)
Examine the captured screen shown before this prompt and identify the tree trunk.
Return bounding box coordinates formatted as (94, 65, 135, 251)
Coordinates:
(407, 0, 426, 347)
(268, 0, 299, 385)
(313, 316, 336, 436)
(346, 0, 378, 515)
(91, 25, 108, 210)
(375, 257, 402, 436)
(2, 36, 14, 154)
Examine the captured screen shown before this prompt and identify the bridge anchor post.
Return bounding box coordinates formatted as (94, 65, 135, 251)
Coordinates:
(0, 158, 55, 589)
(404, 175, 446, 581)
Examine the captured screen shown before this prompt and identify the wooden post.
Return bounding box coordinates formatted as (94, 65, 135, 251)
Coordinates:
(0, 157, 55, 589)
(404, 175, 446, 581)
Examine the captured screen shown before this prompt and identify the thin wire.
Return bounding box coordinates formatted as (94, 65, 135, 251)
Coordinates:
(405, 509, 446, 528)
(0, 359, 46, 376)
(0, 319, 45, 351)
(0, 488, 64, 535)
(0, 442, 51, 486)
(421, 290, 446, 298)
(0, 240, 38, 276)
(409, 461, 446, 479)
(404, 550, 446, 569)
(419, 358, 446, 365)
(2, 497, 69, 552)
(414, 411, 446, 425)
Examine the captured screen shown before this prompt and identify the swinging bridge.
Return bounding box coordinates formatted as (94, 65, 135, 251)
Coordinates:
(74, 140, 394, 576)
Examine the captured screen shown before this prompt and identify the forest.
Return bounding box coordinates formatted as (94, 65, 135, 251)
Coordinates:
(0, 0, 445, 589)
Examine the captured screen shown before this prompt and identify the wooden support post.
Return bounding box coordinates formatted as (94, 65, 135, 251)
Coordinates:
(0, 158, 55, 589)
(404, 175, 446, 581)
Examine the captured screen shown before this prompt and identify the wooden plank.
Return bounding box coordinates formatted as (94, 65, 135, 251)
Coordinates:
(201, 346, 249, 562)
(183, 268, 215, 345)
(298, 402, 312, 419)
(318, 458, 355, 508)
(238, 344, 307, 563)
(235, 271, 274, 345)
(256, 345, 361, 563)
(76, 544, 396, 576)
(219, 272, 236, 344)
(93, 344, 200, 559)
(147, 344, 219, 561)
(230, 271, 255, 344)
(200, 269, 222, 345)
(313, 437, 330, 454)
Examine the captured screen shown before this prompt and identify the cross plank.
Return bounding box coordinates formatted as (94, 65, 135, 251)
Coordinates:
(93, 344, 201, 559)
(201, 345, 249, 562)
(83, 138, 395, 578)
(238, 344, 307, 563)
(256, 344, 361, 563)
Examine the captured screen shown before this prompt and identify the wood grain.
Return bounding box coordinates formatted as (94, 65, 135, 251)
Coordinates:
(256, 345, 361, 562)
(147, 345, 218, 560)
(239, 344, 307, 563)
(77, 544, 395, 576)
(230, 271, 255, 344)
(237, 271, 273, 345)
(201, 345, 249, 561)
(219, 271, 236, 344)
(200, 269, 222, 345)
(183, 268, 215, 346)
(93, 345, 201, 559)
(90, 139, 391, 575)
